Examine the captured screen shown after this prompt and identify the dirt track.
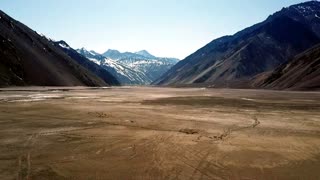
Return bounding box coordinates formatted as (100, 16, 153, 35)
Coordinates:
(0, 87, 320, 179)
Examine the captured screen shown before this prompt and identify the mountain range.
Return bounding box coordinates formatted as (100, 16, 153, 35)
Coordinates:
(0, 8, 177, 87)
(0, 1, 320, 90)
(78, 48, 179, 85)
(153, 1, 320, 90)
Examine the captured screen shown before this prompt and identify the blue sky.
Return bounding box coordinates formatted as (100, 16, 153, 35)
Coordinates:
(0, 0, 307, 59)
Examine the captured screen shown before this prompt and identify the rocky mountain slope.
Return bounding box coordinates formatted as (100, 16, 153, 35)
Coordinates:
(154, 1, 320, 88)
(0, 10, 118, 87)
(252, 44, 320, 90)
(78, 49, 178, 85)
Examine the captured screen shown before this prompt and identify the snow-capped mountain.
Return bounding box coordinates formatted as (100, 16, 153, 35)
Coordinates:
(77, 48, 106, 65)
(77, 48, 178, 85)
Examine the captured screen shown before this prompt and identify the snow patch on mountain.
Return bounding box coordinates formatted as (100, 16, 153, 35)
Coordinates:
(88, 58, 100, 65)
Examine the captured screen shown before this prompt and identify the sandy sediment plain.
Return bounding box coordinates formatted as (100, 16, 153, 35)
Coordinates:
(0, 86, 320, 180)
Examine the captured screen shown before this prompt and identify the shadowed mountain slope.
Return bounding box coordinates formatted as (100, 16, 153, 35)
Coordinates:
(0, 10, 118, 87)
(253, 44, 320, 90)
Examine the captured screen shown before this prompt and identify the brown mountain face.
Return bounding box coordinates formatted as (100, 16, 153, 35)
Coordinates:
(0, 10, 119, 87)
(252, 44, 320, 90)
(153, 1, 320, 88)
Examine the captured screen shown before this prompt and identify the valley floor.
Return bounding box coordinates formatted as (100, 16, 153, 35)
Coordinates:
(0, 87, 320, 179)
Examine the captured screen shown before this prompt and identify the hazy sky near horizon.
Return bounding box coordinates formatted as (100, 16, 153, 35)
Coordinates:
(0, 0, 308, 59)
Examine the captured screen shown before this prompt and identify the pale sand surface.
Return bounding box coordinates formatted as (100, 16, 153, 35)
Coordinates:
(0, 87, 320, 179)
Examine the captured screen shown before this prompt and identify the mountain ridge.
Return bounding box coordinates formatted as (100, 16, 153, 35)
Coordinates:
(153, 1, 320, 89)
(0, 10, 118, 87)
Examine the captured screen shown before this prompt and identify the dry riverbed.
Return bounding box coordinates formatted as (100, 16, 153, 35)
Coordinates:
(0, 87, 320, 179)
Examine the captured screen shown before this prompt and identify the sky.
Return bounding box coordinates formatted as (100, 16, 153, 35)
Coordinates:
(0, 0, 308, 59)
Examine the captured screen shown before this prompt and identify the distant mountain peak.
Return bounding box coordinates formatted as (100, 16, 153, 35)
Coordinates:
(102, 49, 123, 59)
(79, 47, 87, 51)
(137, 50, 149, 53)
(105, 49, 120, 54)
(76, 47, 101, 58)
(135, 50, 155, 58)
